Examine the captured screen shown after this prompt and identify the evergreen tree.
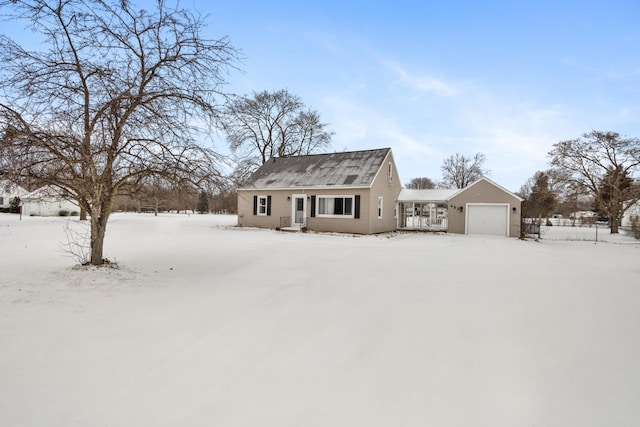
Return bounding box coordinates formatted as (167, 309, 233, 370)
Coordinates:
(196, 191, 209, 214)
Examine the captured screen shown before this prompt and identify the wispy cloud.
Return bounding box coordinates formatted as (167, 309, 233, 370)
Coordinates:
(382, 60, 459, 97)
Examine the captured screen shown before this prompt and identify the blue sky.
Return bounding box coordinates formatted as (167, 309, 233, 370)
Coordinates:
(4, 1, 640, 191)
(201, 0, 640, 191)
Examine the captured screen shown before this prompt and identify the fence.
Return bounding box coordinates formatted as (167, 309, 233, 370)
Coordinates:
(533, 223, 639, 242)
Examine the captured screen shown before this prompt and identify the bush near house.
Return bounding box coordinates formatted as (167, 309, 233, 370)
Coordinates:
(8, 197, 21, 214)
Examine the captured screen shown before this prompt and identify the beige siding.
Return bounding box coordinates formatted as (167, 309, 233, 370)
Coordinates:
(307, 189, 371, 234)
(238, 188, 372, 233)
(447, 179, 522, 237)
(237, 190, 287, 229)
(367, 151, 403, 233)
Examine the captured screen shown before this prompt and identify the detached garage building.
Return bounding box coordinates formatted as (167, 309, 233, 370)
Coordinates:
(398, 177, 523, 237)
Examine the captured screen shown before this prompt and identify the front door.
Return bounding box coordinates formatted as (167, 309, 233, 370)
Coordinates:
(292, 194, 306, 227)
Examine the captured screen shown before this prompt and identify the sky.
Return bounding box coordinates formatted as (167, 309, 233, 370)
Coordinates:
(3, 1, 640, 192)
(198, 0, 640, 191)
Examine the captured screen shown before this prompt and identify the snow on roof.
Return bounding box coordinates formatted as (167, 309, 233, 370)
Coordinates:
(398, 188, 458, 202)
(241, 148, 391, 189)
(22, 185, 69, 200)
(0, 179, 28, 195)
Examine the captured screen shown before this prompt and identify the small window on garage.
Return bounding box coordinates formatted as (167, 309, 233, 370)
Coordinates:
(377, 196, 383, 219)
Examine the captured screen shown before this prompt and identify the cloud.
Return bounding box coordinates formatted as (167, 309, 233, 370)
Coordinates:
(382, 60, 459, 97)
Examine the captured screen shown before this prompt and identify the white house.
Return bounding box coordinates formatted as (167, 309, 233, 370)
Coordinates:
(0, 180, 28, 209)
(21, 185, 79, 216)
(621, 200, 640, 228)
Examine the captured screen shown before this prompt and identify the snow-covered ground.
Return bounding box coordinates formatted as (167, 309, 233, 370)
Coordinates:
(1, 212, 639, 427)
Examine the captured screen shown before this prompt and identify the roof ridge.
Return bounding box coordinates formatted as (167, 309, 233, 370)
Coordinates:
(271, 147, 390, 160)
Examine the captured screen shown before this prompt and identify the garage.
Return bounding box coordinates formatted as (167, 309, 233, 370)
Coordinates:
(466, 203, 509, 236)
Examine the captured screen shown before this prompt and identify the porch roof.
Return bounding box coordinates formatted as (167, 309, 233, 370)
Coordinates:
(398, 188, 458, 203)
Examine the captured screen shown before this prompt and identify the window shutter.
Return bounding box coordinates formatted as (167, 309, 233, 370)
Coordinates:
(310, 195, 316, 217)
(266, 195, 272, 216)
(354, 195, 360, 219)
(253, 195, 258, 215)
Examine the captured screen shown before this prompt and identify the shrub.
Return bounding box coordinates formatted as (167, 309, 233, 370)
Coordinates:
(59, 209, 70, 217)
(8, 197, 21, 213)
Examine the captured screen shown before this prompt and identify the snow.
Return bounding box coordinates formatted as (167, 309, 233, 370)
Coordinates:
(1, 212, 639, 427)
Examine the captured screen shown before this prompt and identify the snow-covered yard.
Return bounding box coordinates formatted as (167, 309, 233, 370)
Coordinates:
(1, 212, 639, 427)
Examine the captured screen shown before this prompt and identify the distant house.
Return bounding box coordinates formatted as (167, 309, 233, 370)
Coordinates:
(21, 185, 79, 217)
(621, 200, 640, 228)
(237, 148, 402, 234)
(0, 180, 28, 209)
(398, 177, 523, 237)
(238, 149, 522, 237)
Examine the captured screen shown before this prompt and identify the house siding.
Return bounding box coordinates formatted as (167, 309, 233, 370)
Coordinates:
(366, 151, 402, 234)
(238, 188, 373, 233)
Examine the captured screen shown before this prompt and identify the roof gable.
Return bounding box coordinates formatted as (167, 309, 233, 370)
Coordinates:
(398, 177, 522, 203)
(0, 180, 28, 196)
(453, 176, 524, 201)
(241, 148, 392, 189)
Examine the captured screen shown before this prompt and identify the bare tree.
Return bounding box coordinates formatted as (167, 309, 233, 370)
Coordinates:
(549, 131, 640, 233)
(405, 177, 436, 189)
(0, 0, 238, 265)
(441, 152, 488, 189)
(223, 89, 333, 170)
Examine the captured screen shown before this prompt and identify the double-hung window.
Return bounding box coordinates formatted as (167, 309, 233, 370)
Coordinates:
(257, 196, 268, 216)
(317, 196, 354, 217)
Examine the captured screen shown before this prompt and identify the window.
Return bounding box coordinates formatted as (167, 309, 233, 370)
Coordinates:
(257, 196, 268, 216)
(378, 196, 383, 219)
(387, 162, 393, 183)
(253, 195, 271, 216)
(317, 196, 354, 217)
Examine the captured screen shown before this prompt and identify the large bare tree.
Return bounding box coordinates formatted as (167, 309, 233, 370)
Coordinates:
(549, 130, 640, 233)
(222, 89, 333, 172)
(0, 0, 238, 265)
(440, 152, 488, 188)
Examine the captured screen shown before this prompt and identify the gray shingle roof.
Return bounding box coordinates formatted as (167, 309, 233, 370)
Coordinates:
(241, 148, 391, 189)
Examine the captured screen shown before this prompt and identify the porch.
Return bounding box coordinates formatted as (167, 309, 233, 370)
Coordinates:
(398, 201, 448, 231)
(397, 189, 458, 232)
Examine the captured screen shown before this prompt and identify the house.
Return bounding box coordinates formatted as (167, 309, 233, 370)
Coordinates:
(398, 177, 523, 237)
(621, 200, 640, 228)
(237, 148, 402, 234)
(238, 148, 523, 237)
(21, 185, 79, 216)
(0, 179, 28, 209)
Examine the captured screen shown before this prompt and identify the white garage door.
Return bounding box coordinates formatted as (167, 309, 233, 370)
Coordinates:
(466, 204, 509, 236)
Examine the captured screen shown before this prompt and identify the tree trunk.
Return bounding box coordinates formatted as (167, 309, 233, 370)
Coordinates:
(80, 205, 87, 221)
(610, 217, 619, 234)
(89, 213, 108, 265)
